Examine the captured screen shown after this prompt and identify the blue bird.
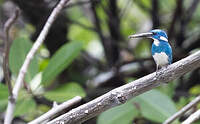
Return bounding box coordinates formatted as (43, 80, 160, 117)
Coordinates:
(129, 29, 172, 73)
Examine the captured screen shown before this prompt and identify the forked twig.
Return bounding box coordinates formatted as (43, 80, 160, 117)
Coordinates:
(4, 0, 71, 123)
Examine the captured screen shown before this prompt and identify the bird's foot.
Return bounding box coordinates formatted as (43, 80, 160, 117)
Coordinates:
(156, 70, 162, 77)
(156, 66, 169, 83)
(155, 66, 167, 77)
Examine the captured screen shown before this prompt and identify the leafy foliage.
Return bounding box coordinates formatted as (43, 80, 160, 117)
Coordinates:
(134, 90, 177, 123)
(42, 41, 83, 86)
(97, 100, 139, 124)
(14, 97, 36, 117)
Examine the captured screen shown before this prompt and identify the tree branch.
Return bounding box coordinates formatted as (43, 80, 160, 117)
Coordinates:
(163, 95, 200, 124)
(48, 50, 200, 124)
(182, 109, 200, 124)
(28, 96, 82, 124)
(4, 0, 71, 124)
(3, 8, 20, 97)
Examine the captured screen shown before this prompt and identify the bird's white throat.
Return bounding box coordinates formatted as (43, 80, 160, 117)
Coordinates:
(153, 36, 168, 46)
(153, 39, 160, 46)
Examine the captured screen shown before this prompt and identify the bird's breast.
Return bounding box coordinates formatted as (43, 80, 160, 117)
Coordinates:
(153, 52, 169, 66)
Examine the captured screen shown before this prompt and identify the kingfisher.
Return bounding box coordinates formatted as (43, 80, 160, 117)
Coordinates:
(128, 29, 172, 73)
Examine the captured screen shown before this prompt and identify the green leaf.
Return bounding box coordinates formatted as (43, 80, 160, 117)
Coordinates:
(42, 41, 83, 86)
(9, 37, 39, 82)
(0, 83, 9, 112)
(44, 82, 86, 102)
(97, 101, 139, 124)
(134, 89, 177, 123)
(14, 97, 36, 117)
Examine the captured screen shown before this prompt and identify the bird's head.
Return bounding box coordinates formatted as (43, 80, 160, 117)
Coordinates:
(129, 29, 168, 42)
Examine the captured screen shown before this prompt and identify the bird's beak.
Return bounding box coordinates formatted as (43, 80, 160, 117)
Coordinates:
(128, 32, 153, 39)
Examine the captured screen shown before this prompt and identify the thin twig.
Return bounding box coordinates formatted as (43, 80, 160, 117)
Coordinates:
(163, 95, 200, 124)
(3, 8, 20, 97)
(182, 109, 200, 124)
(28, 96, 82, 124)
(48, 50, 200, 124)
(4, 0, 71, 124)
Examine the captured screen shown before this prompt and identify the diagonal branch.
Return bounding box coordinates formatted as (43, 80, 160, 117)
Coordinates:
(4, 0, 71, 124)
(3, 8, 20, 97)
(48, 50, 200, 124)
(163, 95, 200, 124)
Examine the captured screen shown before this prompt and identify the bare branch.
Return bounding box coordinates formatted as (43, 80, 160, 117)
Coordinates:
(4, 0, 71, 123)
(163, 95, 200, 124)
(182, 109, 200, 124)
(3, 8, 20, 97)
(48, 50, 200, 124)
(28, 96, 82, 124)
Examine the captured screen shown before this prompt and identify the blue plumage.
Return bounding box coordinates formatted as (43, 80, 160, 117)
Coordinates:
(151, 29, 172, 65)
(129, 29, 173, 72)
(151, 41, 172, 64)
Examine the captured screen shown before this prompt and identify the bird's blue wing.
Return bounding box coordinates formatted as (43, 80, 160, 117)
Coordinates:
(165, 43, 172, 64)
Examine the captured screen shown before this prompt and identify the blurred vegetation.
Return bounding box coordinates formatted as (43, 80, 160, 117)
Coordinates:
(0, 0, 200, 123)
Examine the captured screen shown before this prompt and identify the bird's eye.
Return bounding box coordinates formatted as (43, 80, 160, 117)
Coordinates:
(152, 32, 156, 35)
